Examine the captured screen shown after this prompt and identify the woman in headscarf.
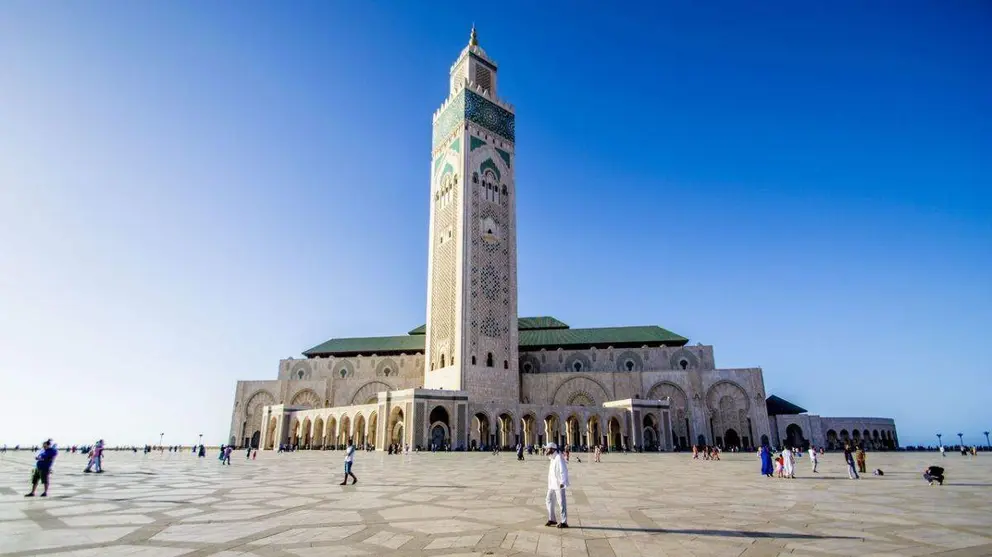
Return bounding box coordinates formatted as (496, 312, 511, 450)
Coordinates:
(759, 445, 773, 477)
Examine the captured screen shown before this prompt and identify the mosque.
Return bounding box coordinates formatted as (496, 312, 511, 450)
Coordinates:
(228, 29, 898, 453)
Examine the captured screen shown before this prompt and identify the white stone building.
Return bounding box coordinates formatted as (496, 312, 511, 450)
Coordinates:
(228, 29, 898, 453)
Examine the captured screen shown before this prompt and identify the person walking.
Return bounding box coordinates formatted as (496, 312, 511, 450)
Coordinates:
(340, 439, 358, 485)
(781, 446, 796, 478)
(516, 443, 524, 461)
(84, 439, 104, 473)
(222, 445, 232, 465)
(809, 446, 818, 473)
(543, 442, 569, 528)
(759, 445, 773, 477)
(594, 445, 601, 463)
(246, 446, 252, 460)
(843, 445, 859, 479)
(855, 446, 866, 474)
(26, 439, 58, 497)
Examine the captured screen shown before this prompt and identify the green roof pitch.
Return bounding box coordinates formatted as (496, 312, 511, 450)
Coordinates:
(303, 335, 425, 357)
(520, 325, 687, 350)
(765, 395, 808, 416)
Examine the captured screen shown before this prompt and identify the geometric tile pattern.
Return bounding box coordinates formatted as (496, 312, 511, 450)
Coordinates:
(2, 451, 990, 556)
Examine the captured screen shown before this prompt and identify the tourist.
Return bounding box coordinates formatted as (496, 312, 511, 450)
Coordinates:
(710, 446, 720, 461)
(340, 439, 358, 485)
(774, 453, 784, 477)
(843, 445, 859, 479)
(781, 447, 795, 478)
(923, 465, 944, 486)
(222, 445, 232, 465)
(252, 449, 257, 460)
(246, 446, 252, 460)
(939, 445, 945, 457)
(543, 442, 569, 528)
(759, 445, 773, 477)
(809, 445, 818, 473)
(855, 446, 866, 474)
(692, 445, 699, 459)
(26, 439, 58, 497)
(218, 445, 226, 462)
(84, 439, 104, 473)
(564, 445, 570, 462)
(516, 443, 524, 461)
(594, 445, 602, 463)
(198, 444, 206, 458)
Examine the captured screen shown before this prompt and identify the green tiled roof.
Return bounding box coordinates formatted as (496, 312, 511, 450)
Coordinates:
(518, 316, 569, 330)
(520, 326, 687, 350)
(304, 321, 687, 357)
(303, 335, 425, 357)
(766, 395, 808, 416)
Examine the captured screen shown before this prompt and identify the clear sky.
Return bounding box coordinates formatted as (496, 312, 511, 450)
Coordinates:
(1, 2, 989, 448)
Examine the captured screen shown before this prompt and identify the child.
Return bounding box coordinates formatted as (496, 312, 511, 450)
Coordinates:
(774, 455, 784, 478)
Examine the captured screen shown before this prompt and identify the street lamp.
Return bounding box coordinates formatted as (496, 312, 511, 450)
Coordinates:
(957, 432, 964, 448)
(984, 431, 990, 449)
(198, 433, 203, 447)
(936, 433, 942, 447)
(159, 433, 164, 447)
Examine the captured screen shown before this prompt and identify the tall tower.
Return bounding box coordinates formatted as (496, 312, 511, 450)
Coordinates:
(424, 28, 519, 403)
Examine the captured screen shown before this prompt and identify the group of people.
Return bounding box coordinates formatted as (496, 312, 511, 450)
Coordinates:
(692, 445, 722, 460)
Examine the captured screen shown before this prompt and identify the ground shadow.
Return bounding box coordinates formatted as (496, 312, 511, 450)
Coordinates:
(577, 526, 860, 540)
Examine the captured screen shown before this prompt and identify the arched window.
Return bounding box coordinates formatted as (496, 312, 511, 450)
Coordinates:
(573, 361, 582, 372)
(486, 353, 494, 367)
(471, 355, 477, 365)
(679, 359, 689, 370)
(472, 172, 478, 184)
(523, 362, 532, 373)
(297, 370, 305, 379)
(625, 360, 634, 371)
(440, 354, 446, 368)
(503, 360, 508, 369)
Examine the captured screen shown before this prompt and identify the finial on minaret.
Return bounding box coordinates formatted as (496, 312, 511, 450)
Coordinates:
(469, 25, 478, 46)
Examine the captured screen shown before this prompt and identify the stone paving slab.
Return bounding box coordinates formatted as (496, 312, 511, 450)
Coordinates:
(1, 450, 990, 556)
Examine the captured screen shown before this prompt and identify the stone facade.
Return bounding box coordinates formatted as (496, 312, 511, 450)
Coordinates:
(227, 29, 896, 453)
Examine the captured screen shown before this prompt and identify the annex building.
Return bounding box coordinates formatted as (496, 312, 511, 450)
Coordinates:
(228, 29, 898, 453)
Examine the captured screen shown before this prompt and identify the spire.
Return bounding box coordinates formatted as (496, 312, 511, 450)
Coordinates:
(469, 25, 478, 47)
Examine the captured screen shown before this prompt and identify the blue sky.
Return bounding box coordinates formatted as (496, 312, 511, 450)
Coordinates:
(1, 2, 989, 448)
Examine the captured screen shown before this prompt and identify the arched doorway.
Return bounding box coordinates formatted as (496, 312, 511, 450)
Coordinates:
(497, 412, 514, 448)
(724, 428, 740, 449)
(388, 406, 405, 447)
(760, 434, 770, 447)
(353, 414, 366, 448)
(521, 414, 537, 447)
(587, 415, 601, 448)
(339, 415, 351, 446)
(301, 418, 312, 449)
(367, 412, 378, 448)
(473, 413, 491, 449)
(429, 406, 450, 449)
(565, 415, 581, 448)
(313, 417, 324, 449)
(265, 417, 277, 450)
(544, 414, 560, 448)
(785, 423, 805, 450)
(643, 414, 659, 450)
(250, 430, 261, 449)
(608, 417, 622, 450)
(826, 429, 838, 450)
(325, 417, 337, 449)
(289, 418, 300, 448)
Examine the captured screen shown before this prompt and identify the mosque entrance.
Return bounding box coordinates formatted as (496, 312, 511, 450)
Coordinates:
(724, 428, 740, 449)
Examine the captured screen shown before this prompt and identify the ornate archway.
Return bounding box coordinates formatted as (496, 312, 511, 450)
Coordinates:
(647, 381, 690, 449)
(552, 376, 609, 406)
(290, 389, 321, 409)
(350, 381, 393, 405)
(705, 381, 749, 448)
(243, 390, 276, 448)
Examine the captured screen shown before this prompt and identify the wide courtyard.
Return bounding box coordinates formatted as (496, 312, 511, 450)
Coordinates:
(1, 450, 990, 557)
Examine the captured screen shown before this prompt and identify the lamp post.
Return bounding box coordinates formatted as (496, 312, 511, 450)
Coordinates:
(198, 433, 203, 447)
(957, 432, 964, 448)
(159, 432, 164, 448)
(936, 433, 942, 448)
(984, 431, 990, 449)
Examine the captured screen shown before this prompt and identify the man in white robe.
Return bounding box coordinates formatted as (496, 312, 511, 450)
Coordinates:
(781, 447, 796, 478)
(544, 442, 569, 528)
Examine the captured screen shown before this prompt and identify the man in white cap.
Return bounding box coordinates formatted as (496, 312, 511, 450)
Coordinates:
(544, 442, 569, 528)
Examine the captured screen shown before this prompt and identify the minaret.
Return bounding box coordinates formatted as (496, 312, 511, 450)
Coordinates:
(424, 28, 519, 403)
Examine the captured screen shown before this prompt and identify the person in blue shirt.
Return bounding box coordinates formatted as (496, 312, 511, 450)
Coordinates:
(26, 439, 58, 497)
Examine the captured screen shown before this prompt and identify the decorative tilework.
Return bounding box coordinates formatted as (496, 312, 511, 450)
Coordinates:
(495, 147, 511, 168)
(433, 89, 515, 150)
(470, 136, 487, 151)
(450, 137, 460, 153)
(479, 158, 500, 182)
(465, 89, 514, 142)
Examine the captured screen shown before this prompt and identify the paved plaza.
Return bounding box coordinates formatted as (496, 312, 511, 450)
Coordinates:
(1, 450, 990, 557)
